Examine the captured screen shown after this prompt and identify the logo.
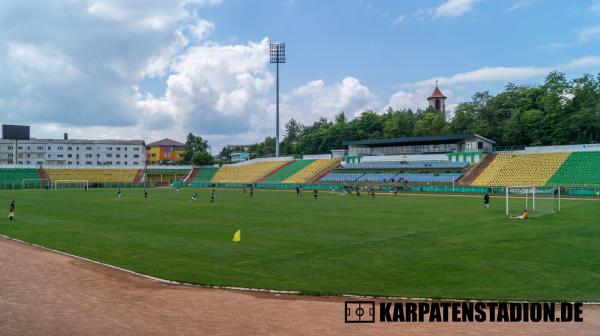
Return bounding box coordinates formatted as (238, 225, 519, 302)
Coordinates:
(345, 301, 375, 323)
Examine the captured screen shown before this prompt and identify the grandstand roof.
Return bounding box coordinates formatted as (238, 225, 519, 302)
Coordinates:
(343, 134, 495, 147)
(147, 138, 185, 147)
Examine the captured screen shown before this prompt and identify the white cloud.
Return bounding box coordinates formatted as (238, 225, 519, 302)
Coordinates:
(283, 77, 379, 123)
(434, 0, 477, 18)
(508, 0, 536, 11)
(403, 55, 600, 88)
(188, 19, 215, 40)
(541, 25, 600, 50)
(392, 15, 406, 25)
(577, 25, 600, 43)
(138, 38, 275, 141)
(589, 1, 600, 14)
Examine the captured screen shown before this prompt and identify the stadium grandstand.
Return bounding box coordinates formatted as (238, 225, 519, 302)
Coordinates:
(3, 132, 600, 196)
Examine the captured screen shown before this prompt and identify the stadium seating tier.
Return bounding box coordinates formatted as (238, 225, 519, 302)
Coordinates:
(211, 161, 290, 183)
(262, 160, 315, 183)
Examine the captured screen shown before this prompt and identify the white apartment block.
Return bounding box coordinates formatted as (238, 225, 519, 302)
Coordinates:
(0, 138, 147, 167)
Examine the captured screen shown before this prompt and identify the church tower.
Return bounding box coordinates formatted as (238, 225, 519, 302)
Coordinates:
(427, 81, 447, 114)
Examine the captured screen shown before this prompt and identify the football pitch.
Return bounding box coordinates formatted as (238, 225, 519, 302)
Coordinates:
(0, 187, 598, 301)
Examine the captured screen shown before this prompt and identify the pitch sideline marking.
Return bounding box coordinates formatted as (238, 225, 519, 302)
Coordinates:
(0, 234, 598, 305)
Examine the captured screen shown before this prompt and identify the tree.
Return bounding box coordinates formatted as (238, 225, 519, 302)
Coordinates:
(191, 151, 214, 166)
(183, 133, 209, 163)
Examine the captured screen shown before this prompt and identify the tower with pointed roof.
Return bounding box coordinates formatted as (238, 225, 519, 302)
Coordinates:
(427, 81, 447, 114)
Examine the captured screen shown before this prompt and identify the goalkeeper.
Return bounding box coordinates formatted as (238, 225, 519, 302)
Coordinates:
(510, 209, 529, 220)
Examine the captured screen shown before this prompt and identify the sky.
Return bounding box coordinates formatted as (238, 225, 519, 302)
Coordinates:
(1, 0, 600, 150)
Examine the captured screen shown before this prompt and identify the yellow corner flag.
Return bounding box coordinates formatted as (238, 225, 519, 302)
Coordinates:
(232, 229, 241, 242)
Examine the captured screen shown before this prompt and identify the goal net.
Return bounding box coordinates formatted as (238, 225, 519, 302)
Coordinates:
(22, 178, 50, 189)
(52, 180, 89, 190)
(505, 186, 560, 217)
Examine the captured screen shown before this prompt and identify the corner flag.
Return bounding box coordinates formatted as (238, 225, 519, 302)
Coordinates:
(232, 229, 241, 242)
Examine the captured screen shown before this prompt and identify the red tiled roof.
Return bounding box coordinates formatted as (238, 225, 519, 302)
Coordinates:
(428, 86, 447, 99)
(147, 138, 185, 147)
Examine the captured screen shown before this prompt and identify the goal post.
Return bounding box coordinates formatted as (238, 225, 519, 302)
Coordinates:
(505, 186, 560, 217)
(52, 180, 89, 190)
(22, 178, 50, 189)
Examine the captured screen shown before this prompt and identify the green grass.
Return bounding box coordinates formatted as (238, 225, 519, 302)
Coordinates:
(0, 188, 598, 301)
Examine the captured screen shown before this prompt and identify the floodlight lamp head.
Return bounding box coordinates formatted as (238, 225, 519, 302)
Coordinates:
(269, 43, 286, 63)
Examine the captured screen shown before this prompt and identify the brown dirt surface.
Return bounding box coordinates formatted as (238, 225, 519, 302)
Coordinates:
(0, 236, 598, 335)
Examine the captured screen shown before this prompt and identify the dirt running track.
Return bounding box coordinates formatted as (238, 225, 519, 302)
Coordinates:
(0, 237, 598, 336)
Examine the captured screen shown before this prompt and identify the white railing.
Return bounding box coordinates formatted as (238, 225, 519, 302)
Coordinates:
(303, 154, 332, 160)
(226, 156, 294, 166)
(360, 154, 448, 162)
(523, 144, 600, 153)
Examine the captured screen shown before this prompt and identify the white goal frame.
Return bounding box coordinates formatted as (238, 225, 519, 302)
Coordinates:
(505, 186, 560, 216)
(22, 178, 50, 188)
(52, 180, 89, 189)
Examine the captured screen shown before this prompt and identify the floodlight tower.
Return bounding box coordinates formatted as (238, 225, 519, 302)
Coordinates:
(270, 42, 285, 157)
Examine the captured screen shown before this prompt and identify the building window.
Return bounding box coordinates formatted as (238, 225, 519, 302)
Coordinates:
(116, 147, 121, 151)
(86, 161, 93, 165)
(106, 154, 112, 158)
(134, 154, 139, 158)
(107, 147, 113, 151)
(57, 154, 64, 158)
(58, 146, 64, 150)
(48, 154, 52, 158)
(134, 147, 139, 151)
(37, 146, 44, 150)
(116, 154, 121, 158)
(68, 147, 73, 150)
(86, 146, 92, 150)
(134, 162, 139, 166)
(68, 154, 72, 158)
(47, 146, 51, 150)
(86, 154, 92, 158)
(18, 146, 23, 150)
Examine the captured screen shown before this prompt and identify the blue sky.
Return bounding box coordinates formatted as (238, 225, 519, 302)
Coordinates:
(1, 0, 600, 149)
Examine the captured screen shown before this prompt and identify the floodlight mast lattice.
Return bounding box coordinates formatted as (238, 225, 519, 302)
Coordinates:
(270, 43, 286, 157)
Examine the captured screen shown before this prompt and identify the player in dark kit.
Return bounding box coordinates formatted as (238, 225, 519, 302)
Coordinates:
(210, 188, 216, 203)
(144, 188, 148, 199)
(117, 188, 122, 200)
(249, 186, 254, 198)
(313, 189, 318, 200)
(8, 200, 15, 220)
(484, 192, 490, 208)
(296, 186, 301, 197)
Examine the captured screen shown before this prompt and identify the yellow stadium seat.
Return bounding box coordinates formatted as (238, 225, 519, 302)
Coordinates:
(45, 169, 138, 183)
(472, 152, 569, 187)
(211, 161, 289, 183)
(283, 159, 340, 183)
